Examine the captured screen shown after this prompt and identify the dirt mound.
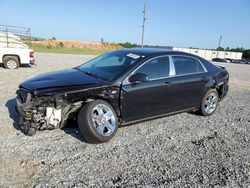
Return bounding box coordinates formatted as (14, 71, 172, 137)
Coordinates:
(35, 40, 122, 50)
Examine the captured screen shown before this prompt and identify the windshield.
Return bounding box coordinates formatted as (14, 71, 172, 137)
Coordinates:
(78, 51, 142, 81)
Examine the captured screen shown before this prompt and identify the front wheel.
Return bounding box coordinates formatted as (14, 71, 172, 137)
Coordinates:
(77, 100, 118, 144)
(199, 89, 219, 116)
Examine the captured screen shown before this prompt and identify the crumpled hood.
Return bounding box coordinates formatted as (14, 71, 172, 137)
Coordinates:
(20, 68, 106, 91)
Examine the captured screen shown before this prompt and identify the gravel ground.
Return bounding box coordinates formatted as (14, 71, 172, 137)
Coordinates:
(0, 53, 249, 187)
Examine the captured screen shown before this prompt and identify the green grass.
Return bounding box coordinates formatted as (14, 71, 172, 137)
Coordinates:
(26, 43, 112, 55)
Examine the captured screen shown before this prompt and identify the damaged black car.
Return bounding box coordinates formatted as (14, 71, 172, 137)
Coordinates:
(16, 48, 229, 143)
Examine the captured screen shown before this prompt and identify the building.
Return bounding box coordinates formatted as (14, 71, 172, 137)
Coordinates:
(173, 47, 242, 60)
(145, 45, 243, 60)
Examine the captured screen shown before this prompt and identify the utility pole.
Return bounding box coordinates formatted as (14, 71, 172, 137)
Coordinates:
(141, 5, 146, 48)
(216, 35, 222, 58)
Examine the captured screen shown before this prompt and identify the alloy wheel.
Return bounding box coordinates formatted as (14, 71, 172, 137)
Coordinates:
(204, 92, 218, 114)
(91, 104, 116, 136)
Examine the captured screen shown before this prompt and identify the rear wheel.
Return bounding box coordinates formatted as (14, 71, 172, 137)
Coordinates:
(199, 89, 219, 116)
(3, 56, 19, 69)
(77, 100, 118, 144)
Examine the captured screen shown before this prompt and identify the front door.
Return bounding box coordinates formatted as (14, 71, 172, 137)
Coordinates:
(121, 56, 177, 123)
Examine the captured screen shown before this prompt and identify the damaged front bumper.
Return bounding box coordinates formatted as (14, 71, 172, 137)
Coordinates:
(16, 89, 82, 136)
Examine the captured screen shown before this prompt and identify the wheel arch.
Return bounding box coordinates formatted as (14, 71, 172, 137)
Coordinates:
(3, 54, 21, 64)
(215, 84, 226, 99)
(83, 96, 122, 122)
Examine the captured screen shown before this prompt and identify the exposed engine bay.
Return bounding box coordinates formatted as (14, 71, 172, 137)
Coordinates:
(15, 83, 120, 136)
(16, 89, 82, 135)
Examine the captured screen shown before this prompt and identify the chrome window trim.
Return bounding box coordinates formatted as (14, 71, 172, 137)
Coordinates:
(171, 55, 208, 73)
(122, 54, 208, 85)
(169, 55, 176, 76)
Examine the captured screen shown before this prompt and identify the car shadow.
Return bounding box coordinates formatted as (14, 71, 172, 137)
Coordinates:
(0, 63, 34, 69)
(62, 119, 87, 142)
(20, 64, 33, 68)
(5, 98, 22, 131)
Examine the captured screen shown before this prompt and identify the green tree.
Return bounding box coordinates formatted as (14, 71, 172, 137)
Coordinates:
(242, 49, 250, 60)
(230, 47, 245, 52)
(216, 46, 224, 51)
(119, 42, 137, 48)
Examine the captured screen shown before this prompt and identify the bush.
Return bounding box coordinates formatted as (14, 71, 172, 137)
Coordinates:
(57, 42, 64, 48)
(242, 50, 250, 60)
(47, 44, 52, 49)
(119, 42, 137, 48)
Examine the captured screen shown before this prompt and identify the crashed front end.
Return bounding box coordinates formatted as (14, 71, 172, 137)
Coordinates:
(16, 88, 81, 135)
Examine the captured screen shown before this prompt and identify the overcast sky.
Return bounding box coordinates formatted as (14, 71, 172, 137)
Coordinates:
(0, 0, 249, 49)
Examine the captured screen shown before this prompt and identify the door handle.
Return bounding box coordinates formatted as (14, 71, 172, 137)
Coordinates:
(201, 76, 208, 81)
(164, 82, 173, 87)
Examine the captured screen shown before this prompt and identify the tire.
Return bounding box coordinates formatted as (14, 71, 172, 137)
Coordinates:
(3, 56, 20, 69)
(77, 100, 118, 144)
(199, 89, 219, 116)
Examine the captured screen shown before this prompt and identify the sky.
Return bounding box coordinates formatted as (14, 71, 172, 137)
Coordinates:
(0, 0, 249, 49)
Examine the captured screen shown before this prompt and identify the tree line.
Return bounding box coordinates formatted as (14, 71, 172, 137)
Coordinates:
(216, 46, 245, 52)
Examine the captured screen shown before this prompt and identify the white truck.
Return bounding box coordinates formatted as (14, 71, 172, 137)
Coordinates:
(0, 25, 35, 69)
(0, 47, 35, 69)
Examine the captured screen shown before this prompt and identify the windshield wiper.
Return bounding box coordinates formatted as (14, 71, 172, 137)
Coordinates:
(73, 66, 80, 70)
(84, 71, 100, 79)
(78, 69, 107, 82)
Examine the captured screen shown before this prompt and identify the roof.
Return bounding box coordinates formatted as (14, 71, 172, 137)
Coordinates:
(115, 48, 207, 60)
(115, 47, 171, 56)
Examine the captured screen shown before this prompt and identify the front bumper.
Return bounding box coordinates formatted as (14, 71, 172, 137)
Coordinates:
(30, 59, 35, 65)
(15, 89, 82, 136)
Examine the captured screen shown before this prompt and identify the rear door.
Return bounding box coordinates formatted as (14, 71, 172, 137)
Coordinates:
(170, 55, 209, 110)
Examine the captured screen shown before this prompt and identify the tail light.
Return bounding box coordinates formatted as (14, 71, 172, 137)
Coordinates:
(30, 51, 34, 58)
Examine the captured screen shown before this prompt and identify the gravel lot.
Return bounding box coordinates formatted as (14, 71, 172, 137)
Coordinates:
(0, 53, 249, 187)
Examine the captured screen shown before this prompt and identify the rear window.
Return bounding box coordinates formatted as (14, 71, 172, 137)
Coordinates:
(172, 56, 205, 75)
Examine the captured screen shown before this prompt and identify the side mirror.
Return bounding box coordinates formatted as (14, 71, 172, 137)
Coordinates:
(129, 73, 149, 83)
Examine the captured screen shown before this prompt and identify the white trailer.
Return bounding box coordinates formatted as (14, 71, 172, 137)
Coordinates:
(173, 47, 242, 61)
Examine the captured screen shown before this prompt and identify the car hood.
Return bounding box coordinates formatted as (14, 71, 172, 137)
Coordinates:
(20, 68, 107, 92)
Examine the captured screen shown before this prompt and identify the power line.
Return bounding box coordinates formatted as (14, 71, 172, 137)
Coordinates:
(141, 5, 147, 48)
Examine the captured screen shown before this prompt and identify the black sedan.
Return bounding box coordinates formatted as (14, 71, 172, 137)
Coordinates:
(234, 59, 249, 64)
(16, 48, 229, 143)
(212, 58, 228, 63)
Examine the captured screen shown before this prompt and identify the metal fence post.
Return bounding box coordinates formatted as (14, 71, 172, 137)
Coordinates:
(6, 27, 9, 47)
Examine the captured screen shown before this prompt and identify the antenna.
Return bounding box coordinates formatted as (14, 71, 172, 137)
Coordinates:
(141, 5, 147, 48)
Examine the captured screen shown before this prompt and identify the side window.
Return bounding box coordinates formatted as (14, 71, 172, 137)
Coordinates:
(196, 60, 205, 72)
(135, 56, 169, 80)
(172, 56, 205, 75)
